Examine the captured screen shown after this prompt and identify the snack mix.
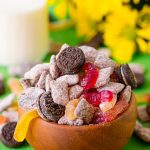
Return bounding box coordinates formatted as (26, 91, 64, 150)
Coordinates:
(14, 44, 137, 142)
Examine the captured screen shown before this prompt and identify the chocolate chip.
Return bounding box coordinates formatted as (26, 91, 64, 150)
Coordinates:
(1, 122, 24, 148)
(57, 47, 85, 74)
(37, 91, 65, 122)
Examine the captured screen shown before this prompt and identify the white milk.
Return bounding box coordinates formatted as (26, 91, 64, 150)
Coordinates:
(0, 0, 49, 65)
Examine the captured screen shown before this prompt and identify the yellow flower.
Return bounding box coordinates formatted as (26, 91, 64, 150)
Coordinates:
(104, 6, 150, 63)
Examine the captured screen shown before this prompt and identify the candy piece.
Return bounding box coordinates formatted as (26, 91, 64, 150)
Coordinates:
(69, 85, 83, 100)
(79, 46, 97, 63)
(58, 116, 84, 126)
(74, 98, 95, 124)
(56, 74, 79, 86)
(94, 56, 116, 69)
(37, 91, 65, 122)
(83, 90, 113, 107)
(103, 97, 129, 122)
(45, 74, 53, 92)
(65, 99, 80, 120)
(14, 109, 39, 142)
(0, 94, 15, 112)
(97, 47, 111, 58)
(99, 95, 117, 112)
(19, 87, 44, 110)
(1, 122, 24, 148)
(80, 66, 99, 90)
(50, 80, 69, 106)
(8, 62, 38, 77)
(137, 105, 150, 122)
(0, 115, 9, 125)
(95, 67, 113, 88)
(0, 74, 5, 95)
(135, 121, 150, 143)
(97, 82, 125, 94)
(83, 63, 96, 71)
(20, 78, 31, 89)
(57, 47, 85, 74)
(49, 55, 60, 79)
(2, 111, 18, 122)
(36, 71, 48, 89)
(119, 86, 131, 102)
(8, 78, 23, 96)
(24, 63, 49, 81)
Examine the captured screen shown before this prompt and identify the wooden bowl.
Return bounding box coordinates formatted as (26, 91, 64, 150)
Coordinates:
(18, 94, 137, 150)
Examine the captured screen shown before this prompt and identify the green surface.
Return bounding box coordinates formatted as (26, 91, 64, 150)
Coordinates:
(0, 27, 150, 150)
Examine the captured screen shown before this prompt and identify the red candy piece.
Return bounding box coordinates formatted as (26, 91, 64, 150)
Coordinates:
(83, 90, 113, 107)
(92, 98, 129, 124)
(80, 63, 99, 90)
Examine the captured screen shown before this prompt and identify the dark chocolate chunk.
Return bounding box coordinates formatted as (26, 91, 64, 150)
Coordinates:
(57, 47, 85, 74)
(37, 91, 65, 122)
(0, 122, 24, 148)
(113, 66, 124, 83)
(121, 64, 137, 88)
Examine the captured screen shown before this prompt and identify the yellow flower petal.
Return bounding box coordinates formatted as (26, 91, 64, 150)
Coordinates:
(137, 27, 150, 40)
(54, 1, 67, 19)
(137, 38, 148, 53)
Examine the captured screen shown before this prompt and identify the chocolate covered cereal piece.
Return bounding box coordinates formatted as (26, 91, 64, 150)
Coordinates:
(56, 74, 79, 86)
(97, 47, 111, 58)
(36, 71, 48, 89)
(37, 91, 65, 122)
(49, 55, 60, 79)
(1, 122, 24, 148)
(74, 98, 95, 124)
(94, 56, 116, 69)
(19, 87, 44, 110)
(45, 74, 53, 92)
(119, 86, 131, 102)
(79, 46, 97, 63)
(97, 82, 125, 94)
(58, 116, 84, 126)
(137, 105, 150, 122)
(50, 80, 69, 106)
(135, 121, 150, 143)
(57, 47, 85, 74)
(95, 67, 113, 88)
(24, 63, 49, 81)
(20, 79, 31, 89)
(69, 85, 83, 100)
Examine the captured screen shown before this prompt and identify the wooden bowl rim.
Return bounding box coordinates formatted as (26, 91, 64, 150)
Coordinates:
(19, 93, 136, 131)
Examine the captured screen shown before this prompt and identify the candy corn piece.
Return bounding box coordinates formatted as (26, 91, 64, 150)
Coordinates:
(14, 109, 39, 142)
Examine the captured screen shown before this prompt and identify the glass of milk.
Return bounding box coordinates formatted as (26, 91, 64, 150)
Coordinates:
(0, 0, 49, 65)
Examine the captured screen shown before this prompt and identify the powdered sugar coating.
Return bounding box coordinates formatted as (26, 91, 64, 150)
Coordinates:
(56, 74, 79, 86)
(50, 80, 69, 106)
(79, 46, 97, 63)
(97, 48, 111, 58)
(119, 86, 131, 102)
(69, 85, 83, 100)
(45, 74, 53, 92)
(36, 71, 48, 89)
(74, 98, 95, 124)
(19, 87, 44, 110)
(49, 55, 60, 79)
(58, 116, 84, 126)
(24, 63, 49, 81)
(94, 55, 116, 69)
(95, 67, 113, 88)
(97, 82, 125, 94)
